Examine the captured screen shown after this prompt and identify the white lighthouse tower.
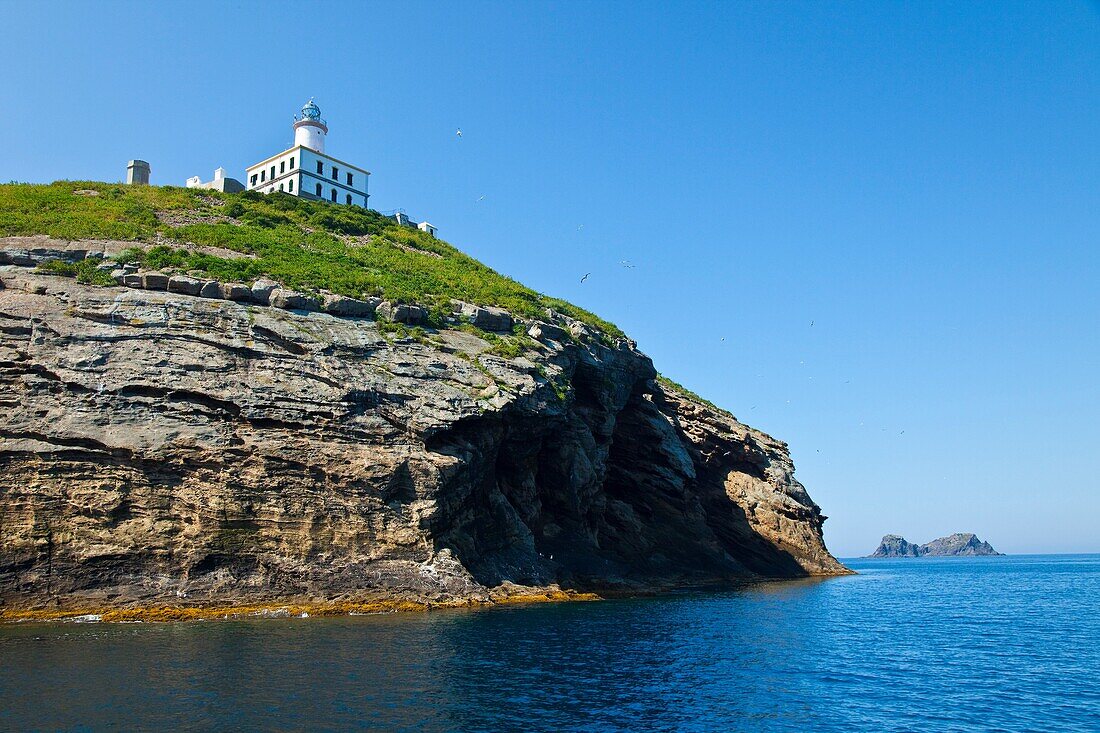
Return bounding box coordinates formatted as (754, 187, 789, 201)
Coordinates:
(245, 99, 369, 206)
(293, 98, 327, 153)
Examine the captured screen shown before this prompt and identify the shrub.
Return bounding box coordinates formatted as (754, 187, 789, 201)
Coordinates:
(36, 258, 116, 286)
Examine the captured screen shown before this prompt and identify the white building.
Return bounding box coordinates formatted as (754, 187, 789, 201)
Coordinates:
(245, 99, 369, 207)
(391, 211, 439, 238)
(186, 167, 244, 193)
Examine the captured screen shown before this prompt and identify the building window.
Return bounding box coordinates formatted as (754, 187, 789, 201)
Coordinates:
(280, 161, 285, 174)
(330, 189, 337, 201)
(270, 165, 275, 179)
(315, 183, 322, 196)
(316, 161, 324, 174)
(288, 179, 294, 192)
(290, 156, 295, 169)
(260, 170, 266, 182)
(346, 193, 352, 205)
(250, 174, 257, 186)
(346, 172, 353, 186)
(331, 166, 339, 180)
(279, 183, 284, 191)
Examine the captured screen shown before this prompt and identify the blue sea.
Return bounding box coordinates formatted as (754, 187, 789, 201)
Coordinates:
(1, 555, 1097, 732)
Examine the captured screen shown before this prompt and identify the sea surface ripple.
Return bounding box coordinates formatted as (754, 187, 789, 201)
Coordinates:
(1, 554, 1097, 731)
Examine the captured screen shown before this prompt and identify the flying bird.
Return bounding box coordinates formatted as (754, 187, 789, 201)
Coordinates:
(476, 195, 485, 202)
(577, 224, 584, 231)
(580, 272, 591, 283)
(810, 320, 814, 327)
(619, 260, 635, 269)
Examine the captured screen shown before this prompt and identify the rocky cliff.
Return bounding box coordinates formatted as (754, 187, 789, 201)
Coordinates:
(868, 533, 1001, 558)
(0, 236, 847, 616)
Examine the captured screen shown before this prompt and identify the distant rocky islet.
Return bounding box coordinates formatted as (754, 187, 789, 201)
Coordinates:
(868, 533, 1002, 558)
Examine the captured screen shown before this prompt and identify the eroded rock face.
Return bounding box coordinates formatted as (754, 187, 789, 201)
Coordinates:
(0, 270, 846, 611)
(869, 534, 921, 557)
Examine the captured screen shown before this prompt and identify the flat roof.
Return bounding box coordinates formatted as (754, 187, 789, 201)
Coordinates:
(246, 145, 370, 175)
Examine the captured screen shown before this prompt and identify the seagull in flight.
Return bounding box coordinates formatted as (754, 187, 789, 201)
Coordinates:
(476, 195, 485, 202)
(456, 128, 463, 138)
(577, 224, 584, 231)
(580, 272, 591, 283)
(619, 260, 635, 269)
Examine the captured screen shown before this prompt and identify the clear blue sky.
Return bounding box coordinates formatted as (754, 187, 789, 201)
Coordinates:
(4, 1, 1098, 557)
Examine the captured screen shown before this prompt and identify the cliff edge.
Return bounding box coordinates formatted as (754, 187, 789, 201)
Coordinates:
(0, 183, 847, 616)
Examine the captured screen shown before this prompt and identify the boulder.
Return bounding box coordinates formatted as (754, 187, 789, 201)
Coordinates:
(167, 275, 203, 296)
(198, 281, 222, 299)
(0, 247, 88, 267)
(142, 272, 169, 291)
(322, 293, 380, 317)
(527, 321, 568, 342)
(250, 278, 279, 305)
(376, 301, 426, 325)
(457, 302, 513, 332)
(110, 269, 127, 284)
(221, 283, 252, 301)
(0, 249, 35, 267)
(122, 264, 139, 275)
(270, 288, 319, 312)
(569, 322, 594, 340)
(122, 274, 144, 288)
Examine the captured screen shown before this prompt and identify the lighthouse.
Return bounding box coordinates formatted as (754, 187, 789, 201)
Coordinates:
(245, 99, 369, 206)
(293, 98, 327, 153)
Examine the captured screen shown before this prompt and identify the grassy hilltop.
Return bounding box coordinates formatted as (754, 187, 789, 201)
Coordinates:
(0, 181, 622, 338)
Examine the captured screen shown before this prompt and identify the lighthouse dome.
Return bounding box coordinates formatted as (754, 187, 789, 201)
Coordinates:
(301, 99, 322, 120)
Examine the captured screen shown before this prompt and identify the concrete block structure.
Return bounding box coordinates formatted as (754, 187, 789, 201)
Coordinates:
(126, 160, 150, 185)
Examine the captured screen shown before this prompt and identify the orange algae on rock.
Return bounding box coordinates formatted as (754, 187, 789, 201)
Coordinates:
(0, 591, 602, 624)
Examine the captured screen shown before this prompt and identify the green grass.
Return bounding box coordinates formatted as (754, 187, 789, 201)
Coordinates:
(35, 258, 116, 285)
(0, 181, 623, 339)
(656, 375, 733, 417)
